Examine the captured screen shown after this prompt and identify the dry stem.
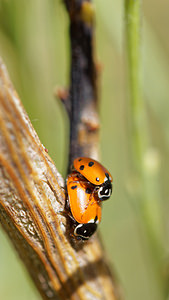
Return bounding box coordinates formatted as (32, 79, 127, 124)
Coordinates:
(0, 57, 120, 299)
(62, 0, 99, 169)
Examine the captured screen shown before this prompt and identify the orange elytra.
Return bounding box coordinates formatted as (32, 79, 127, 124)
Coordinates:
(67, 172, 101, 239)
(73, 157, 113, 201)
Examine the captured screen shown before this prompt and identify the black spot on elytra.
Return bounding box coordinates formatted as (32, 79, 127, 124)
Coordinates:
(71, 185, 77, 190)
(78, 158, 82, 162)
(80, 165, 84, 170)
(88, 161, 94, 167)
(96, 177, 100, 182)
(85, 188, 92, 194)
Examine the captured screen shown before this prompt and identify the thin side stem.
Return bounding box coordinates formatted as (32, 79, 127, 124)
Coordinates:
(124, 0, 165, 296)
(125, 0, 145, 173)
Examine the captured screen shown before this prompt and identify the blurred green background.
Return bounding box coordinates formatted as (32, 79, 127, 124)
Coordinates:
(0, 1, 169, 299)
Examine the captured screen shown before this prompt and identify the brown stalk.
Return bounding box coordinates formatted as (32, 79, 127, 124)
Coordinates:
(60, 0, 100, 169)
(0, 1, 121, 299)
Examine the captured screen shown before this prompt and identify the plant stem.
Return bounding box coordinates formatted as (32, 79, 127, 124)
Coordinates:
(125, 0, 165, 296)
(125, 0, 145, 173)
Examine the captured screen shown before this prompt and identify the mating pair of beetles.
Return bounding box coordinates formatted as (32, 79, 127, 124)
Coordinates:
(66, 157, 113, 240)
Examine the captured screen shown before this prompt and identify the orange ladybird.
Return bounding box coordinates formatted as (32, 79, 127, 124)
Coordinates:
(73, 157, 113, 201)
(67, 172, 101, 240)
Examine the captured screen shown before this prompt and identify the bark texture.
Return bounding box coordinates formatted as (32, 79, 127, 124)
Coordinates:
(0, 58, 120, 299)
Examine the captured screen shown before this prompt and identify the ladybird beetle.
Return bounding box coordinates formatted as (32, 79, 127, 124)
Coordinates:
(73, 157, 113, 201)
(67, 172, 101, 240)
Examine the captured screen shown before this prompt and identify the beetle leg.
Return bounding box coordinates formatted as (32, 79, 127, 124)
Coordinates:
(84, 189, 95, 210)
